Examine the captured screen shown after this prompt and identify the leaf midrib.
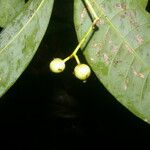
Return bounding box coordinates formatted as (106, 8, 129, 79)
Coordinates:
(92, 0, 149, 67)
(91, 0, 150, 104)
(0, 0, 45, 55)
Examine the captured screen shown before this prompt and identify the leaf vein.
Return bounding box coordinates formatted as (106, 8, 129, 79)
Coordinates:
(140, 71, 150, 104)
(91, 0, 149, 67)
(0, 0, 45, 55)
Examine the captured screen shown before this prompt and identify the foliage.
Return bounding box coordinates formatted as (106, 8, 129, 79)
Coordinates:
(74, 0, 150, 123)
(0, 0, 54, 97)
(0, 0, 150, 123)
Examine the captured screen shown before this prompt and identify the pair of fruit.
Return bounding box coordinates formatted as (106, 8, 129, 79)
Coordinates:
(50, 58, 91, 81)
(49, 0, 101, 81)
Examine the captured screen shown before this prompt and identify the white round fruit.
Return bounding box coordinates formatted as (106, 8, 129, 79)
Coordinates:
(74, 64, 91, 80)
(49, 58, 65, 73)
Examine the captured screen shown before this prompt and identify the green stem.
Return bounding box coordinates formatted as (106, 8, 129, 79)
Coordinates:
(85, 0, 99, 20)
(73, 26, 93, 55)
(63, 22, 93, 63)
(63, 0, 100, 63)
(74, 54, 80, 64)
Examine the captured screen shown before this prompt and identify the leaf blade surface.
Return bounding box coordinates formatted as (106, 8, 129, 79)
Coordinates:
(74, 0, 150, 123)
(0, 0, 54, 97)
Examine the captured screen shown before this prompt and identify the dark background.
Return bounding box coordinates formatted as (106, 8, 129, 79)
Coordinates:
(0, 0, 150, 149)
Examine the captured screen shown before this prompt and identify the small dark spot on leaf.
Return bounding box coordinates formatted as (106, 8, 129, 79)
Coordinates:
(114, 60, 122, 66)
(120, 11, 130, 19)
(124, 11, 128, 15)
(115, 2, 127, 10)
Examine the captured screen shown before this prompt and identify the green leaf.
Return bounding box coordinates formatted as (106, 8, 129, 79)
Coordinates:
(74, 0, 150, 123)
(139, 0, 148, 9)
(0, 0, 25, 27)
(0, 0, 54, 97)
